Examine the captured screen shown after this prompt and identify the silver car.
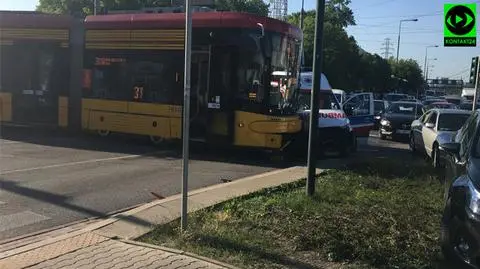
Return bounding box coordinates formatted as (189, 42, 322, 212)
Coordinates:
(410, 108, 471, 168)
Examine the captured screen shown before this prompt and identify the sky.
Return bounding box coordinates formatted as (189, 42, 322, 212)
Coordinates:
(288, 0, 480, 81)
(2, 0, 480, 80)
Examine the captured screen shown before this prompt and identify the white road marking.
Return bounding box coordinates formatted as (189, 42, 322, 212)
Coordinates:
(0, 211, 50, 232)
(0, 152, 161, 176)
(0, 141, 22, 145)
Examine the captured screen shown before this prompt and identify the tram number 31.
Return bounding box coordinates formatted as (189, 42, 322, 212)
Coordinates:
(133, 86, 144, 100)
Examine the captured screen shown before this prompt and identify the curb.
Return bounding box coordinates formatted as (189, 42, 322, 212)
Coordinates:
(0, 166, 321, 263)
(121, 239, 243, 269)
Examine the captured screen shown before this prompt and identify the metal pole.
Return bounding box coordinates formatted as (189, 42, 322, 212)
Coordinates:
(306, 0, 326, 196)
(94, 0, 98, 15)
(473, 57, 480, 111)
(423, 47, 428, 81)
(181, 0, 192, 231)
(299, 0, 305, 68)
(396, 21, 402, 63)
(425, 63, 428, 80)
(300, 0, 305, 30)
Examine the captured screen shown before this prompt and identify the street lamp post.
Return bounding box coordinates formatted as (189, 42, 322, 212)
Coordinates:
(423, 45, 438, 79)
(396, 19, 418, 63)
(426, 58, 437, 81)
(299, 0, 305, 67)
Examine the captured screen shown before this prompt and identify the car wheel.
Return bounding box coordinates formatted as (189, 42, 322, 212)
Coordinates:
(351, 136, 357, 153)
(409, 134, 416, 153)
(380, 133, 386, 140)
(339, 140, 350, 158)
(441, 210, 474, 269)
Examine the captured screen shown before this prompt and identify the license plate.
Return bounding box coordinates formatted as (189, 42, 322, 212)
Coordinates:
(396, 129, 410, 134)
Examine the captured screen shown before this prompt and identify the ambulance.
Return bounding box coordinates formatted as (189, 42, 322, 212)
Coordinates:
(296, 72, 374, 157)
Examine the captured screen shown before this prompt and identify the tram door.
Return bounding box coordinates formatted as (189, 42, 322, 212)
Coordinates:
(7, 43, 65, 125)
(190, 51, 210, 141)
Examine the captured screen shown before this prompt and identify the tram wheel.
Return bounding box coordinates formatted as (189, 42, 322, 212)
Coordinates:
(98, 130, 110, 137)
(150, 135, 165, 145)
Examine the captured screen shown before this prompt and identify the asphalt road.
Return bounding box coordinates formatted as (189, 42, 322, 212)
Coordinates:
(0, 127, 409, 241)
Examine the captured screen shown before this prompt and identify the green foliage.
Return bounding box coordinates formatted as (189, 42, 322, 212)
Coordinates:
(287, 0, 424, 93)
(389, 58, 425, 95)
(141, 159, 444, 269)
(36, 0, 269, 17)
(214, 0, 269, 16)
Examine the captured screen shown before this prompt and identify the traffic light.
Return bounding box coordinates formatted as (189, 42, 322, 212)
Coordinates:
(470, 56, 479, 85)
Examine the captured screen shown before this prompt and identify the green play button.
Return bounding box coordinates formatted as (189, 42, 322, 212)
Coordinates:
(455, 15, 464, 24)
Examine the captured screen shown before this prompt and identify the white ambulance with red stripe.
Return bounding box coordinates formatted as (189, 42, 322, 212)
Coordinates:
(296, 72, 374, 156)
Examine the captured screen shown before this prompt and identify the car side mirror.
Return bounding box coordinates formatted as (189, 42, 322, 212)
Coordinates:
(439, 142, 460, 156)
(425, 123, 435, 129)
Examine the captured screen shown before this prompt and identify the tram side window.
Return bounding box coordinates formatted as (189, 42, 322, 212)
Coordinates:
(129, 54, 183, 105)
(91, 58, 129, 100)
(0, 44, 35, 94)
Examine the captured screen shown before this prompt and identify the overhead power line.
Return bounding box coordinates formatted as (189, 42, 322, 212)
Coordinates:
(357, 11, 442, 20)
(445, 67, 471, 79)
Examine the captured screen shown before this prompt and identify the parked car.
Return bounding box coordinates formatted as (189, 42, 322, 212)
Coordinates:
(384, 93, 409, 104)
(379, 101, 423, 140)
(373, 100, 387, 130)
(423, 98, 446, 106)
(423, 102, 458, 112)
(410, 109, 471, 168)
(444, 95, 465, 106)
(438, 110, 480, 268)
(459, 101, 480, 111)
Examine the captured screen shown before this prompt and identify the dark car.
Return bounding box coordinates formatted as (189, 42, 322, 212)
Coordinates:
(373, 100, 386, 130)
(459, 101, 480, 111)
(423, 98, 446, 106)
(379, 101, 423, 140)
(424, 102, 458, 112)
(439, 110, 480, 268)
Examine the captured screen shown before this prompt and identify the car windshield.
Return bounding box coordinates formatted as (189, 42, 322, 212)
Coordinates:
(387, 103, 422, 115)
(460, 103, 474, 110)
(429, 103, 456, 109)
(423, 99, 444, 106)
(437, 113, 470, 131)
(297, 91, 342, 110)
(385, 94, 407, 102)
(445, 98, 462, 105)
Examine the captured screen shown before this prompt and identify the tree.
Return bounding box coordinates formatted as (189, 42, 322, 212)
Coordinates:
(37, 0, 269, 17)
(388, 58, 424, 94)
(214, 0, 269, 16)
(358, 52, 393, 92)
(286, 1, 360, 89)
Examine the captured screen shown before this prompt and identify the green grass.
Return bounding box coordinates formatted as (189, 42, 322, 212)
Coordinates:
(140, 159, 445, 269)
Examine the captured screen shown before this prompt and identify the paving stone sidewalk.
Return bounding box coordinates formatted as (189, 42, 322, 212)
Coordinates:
(0, 232, 229, 269)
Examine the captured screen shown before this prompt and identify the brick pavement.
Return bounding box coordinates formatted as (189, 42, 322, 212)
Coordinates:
(0, 232, 228, 269)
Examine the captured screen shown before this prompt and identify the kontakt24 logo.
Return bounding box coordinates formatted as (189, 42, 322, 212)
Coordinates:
(444, 3, 477, 47)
